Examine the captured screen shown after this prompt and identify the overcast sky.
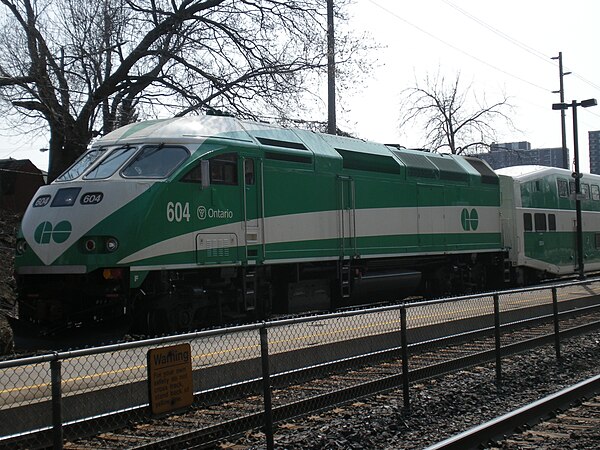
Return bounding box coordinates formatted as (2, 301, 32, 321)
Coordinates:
(343, 0, 600, 171)
(1, 0, 599, 172)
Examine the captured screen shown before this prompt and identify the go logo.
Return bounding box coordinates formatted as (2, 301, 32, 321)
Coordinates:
(34, 221, 72, 244)
(461, 208, 479, 231)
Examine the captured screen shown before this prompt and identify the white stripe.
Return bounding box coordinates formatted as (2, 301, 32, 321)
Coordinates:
(120, 206, 501, 265)
(128, 246, 504, 272)
(119, 222, 244, 264)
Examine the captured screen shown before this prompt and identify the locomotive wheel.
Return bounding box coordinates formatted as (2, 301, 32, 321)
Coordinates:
(146, 309, 167, 336)
(173, 304, 194, 331)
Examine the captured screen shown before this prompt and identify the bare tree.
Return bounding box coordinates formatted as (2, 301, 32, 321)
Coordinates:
(399, 72, 514, 154)
(0, 0, 367, 180)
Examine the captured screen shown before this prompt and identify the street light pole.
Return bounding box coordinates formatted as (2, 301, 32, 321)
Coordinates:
(571, 100, 584, 279)
(552, 98, 598, 279)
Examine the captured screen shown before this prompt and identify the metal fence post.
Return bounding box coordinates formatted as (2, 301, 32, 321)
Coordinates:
(400, 305, 410, 412)
(552, 287, 561, 360)
(259, 325, 274, 450)
(50, 356, 63, 450)
(493, 293, 502, 386)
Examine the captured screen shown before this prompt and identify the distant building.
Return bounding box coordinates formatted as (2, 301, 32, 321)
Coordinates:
(0, 159, 45, 213)
(490, 141, 531, 152)
(477, 141, 567, 170)
(590, 130, 600, 175)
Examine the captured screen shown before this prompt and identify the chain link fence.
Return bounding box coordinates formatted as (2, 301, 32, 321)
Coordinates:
(1, 278, 600, 449)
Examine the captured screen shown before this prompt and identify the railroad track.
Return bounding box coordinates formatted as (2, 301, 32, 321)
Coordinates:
(427, 374, 600, 450)
(497, 393, 600, 449)
(60, 310, 600, 450)
(498, 396, 600, 450)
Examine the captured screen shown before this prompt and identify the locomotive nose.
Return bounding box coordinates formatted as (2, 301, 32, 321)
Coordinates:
(19, 180, 152, 268)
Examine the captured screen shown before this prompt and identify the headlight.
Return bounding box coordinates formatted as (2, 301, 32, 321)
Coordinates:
(16, 239, 27, 255)
(85, 239, 96, 252)
(105, 237, 119, 252)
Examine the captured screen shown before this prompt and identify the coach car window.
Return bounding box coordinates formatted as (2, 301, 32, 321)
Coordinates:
(209, 153, 238, 185)
(548, 214, 556, 231)
(557, 179, 568, 198)
(582, 183, 590, 200)
(569, 181, 576, 196)
(534, 213, 546, 232)
(122, 145, 189, 178)
(85, 146, 136, 179)
(592, 185, 600, 201)
(524, 213, 532, 231)
(56, 148, 107, 182)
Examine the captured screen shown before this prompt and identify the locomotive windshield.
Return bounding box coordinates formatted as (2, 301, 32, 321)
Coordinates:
(121, 145, 189, 178)
(85, 145, 137, 179)
(55, 148, 107, 182)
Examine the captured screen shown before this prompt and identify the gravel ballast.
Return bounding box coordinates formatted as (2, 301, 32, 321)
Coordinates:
(223, 329, 600, 449)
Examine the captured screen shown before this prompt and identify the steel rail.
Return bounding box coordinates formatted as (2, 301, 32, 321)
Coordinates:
(425, 374, 600, 450)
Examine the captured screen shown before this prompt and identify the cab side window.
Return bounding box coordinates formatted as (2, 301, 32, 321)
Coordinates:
(181, 164, 203, 183)
(210, 153, 238, 185)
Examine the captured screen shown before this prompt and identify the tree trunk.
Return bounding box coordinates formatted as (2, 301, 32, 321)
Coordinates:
(47, 125, 90, 182)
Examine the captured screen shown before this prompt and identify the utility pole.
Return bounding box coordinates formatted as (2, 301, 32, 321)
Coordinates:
(327, 0, 336, 135)
(552, 52, 571, 170)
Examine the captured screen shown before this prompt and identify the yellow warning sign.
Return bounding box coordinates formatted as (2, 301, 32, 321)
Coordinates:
(147, 343, 193, 415)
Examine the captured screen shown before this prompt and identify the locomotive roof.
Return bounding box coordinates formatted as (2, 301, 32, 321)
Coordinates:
(96, 115, 257, 145)
(96, 115, 489, 182)
(97, 115, 394, 155)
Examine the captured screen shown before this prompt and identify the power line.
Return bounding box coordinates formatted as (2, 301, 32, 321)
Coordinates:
(572, 73, 600, 93)
(441, 0, 600, 95)
(441, 0, 553, 64)
(365, 0, 549, 92)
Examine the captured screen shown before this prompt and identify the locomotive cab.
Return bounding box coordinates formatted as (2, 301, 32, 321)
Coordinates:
(15, 140, 193, 330)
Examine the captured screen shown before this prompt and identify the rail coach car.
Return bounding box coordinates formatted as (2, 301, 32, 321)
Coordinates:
(14, 115, 507, 333)
(498, 165, 600, 283)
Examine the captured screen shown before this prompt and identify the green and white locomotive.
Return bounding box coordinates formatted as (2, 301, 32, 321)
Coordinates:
(15, 115, 593, 333)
